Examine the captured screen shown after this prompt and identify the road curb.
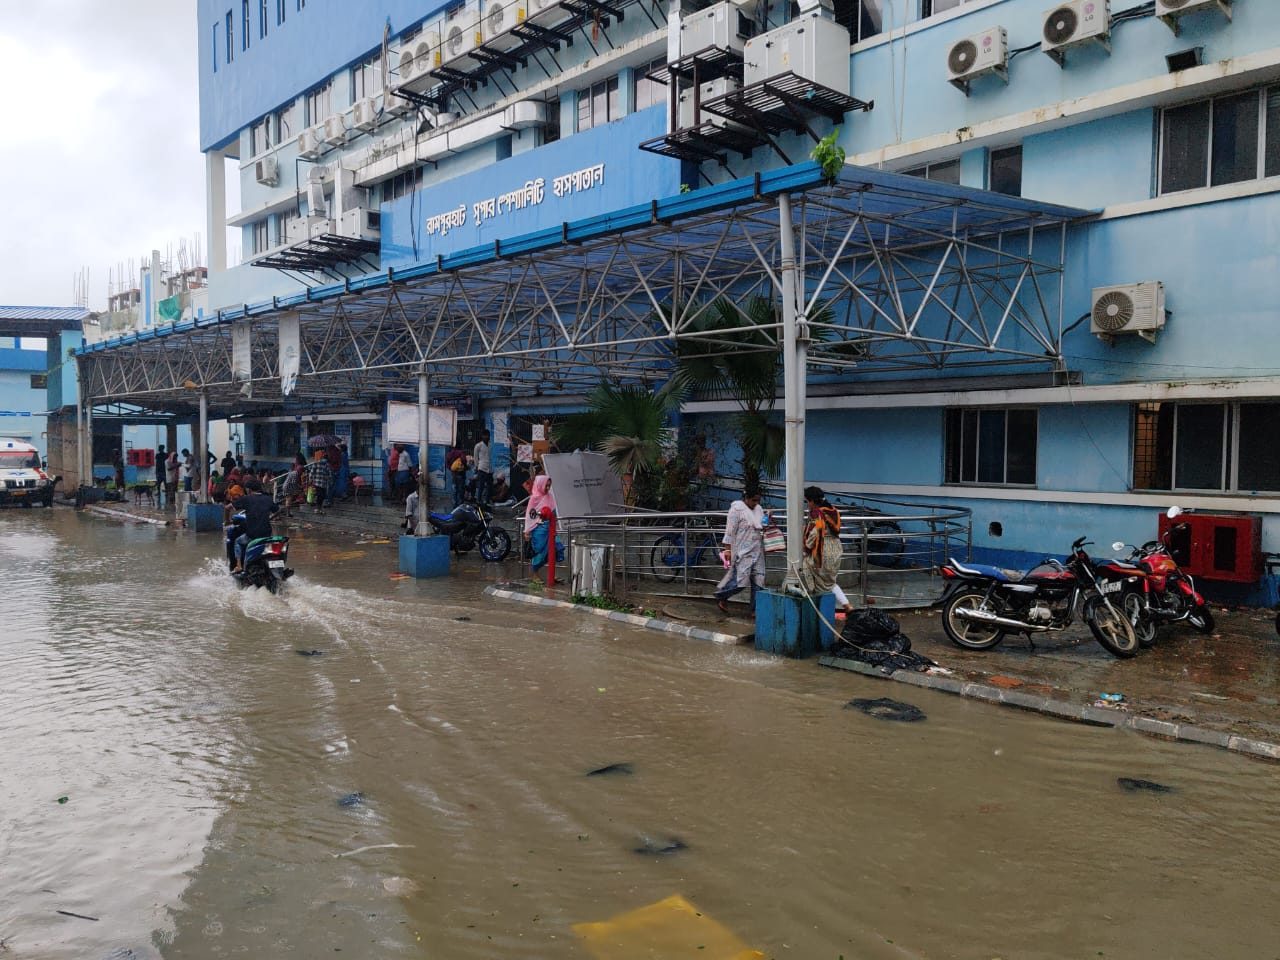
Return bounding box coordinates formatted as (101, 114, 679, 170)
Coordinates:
(818, 655, 1280, 761)
(484, 585, 743, 644)
(83, 504, 172, 526)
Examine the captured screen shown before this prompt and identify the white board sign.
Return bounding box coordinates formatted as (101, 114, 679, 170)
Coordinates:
(541, 451, 625, 519)
(386, 401, 456, 446)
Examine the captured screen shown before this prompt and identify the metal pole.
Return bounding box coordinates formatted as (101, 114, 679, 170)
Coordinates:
(778, 192, 805, 588)
(198, 391, 209, 503)
(85, 397, 94, 492)
(417, 371, 429, 535)
(74, 382, 84, 496)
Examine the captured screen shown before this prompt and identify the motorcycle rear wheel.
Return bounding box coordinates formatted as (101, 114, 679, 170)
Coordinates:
(479, 528, 512, 562)
(942, 591, 1006, 650)
(1187, 603, 1215, 634)
(1084, 595, 1139, 658)
(1123, 592, 1157, 648)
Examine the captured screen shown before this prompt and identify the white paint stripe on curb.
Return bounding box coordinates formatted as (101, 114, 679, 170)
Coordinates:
(83, 504, 171, 526)
(484, 585, 743, 644)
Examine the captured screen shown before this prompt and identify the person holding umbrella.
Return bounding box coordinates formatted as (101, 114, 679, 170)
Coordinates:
(305, 449, 331, 514)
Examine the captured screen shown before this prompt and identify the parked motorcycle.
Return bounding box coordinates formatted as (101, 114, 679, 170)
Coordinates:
(225, 513, 294, 593)
(426, 502, 512, 560)
(939, 536, 1140, 658)
(1110, 506, 1215, 644)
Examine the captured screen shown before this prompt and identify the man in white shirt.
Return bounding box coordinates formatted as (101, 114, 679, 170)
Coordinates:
(472, 430, 493, 504)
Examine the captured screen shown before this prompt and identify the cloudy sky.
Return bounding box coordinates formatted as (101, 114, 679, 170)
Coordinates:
(0, 1, 209, 310)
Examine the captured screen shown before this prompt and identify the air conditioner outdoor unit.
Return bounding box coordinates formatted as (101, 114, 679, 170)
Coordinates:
(742, 13, 851, 92)
(946, 26, 1008, 94)
(1042, 0, 1110, 66)
(323, 114, 348, 146)
(482, 0, 528, 43)
(340, 207, 382, 242)
(297, 127, 324, 160)
(677, 77, 746, 132)
(1090, 281, 1166, 343)
(308, 218, 335, 240)
(440, 7, 481, 68)
(680, 0, 758, 57)
(288, 215, 328, 245)
(1155, 0, 1231, 36)
(384, 87, 416, 118)
(254, 156, 279, 185)
(353, 98, 379, 133)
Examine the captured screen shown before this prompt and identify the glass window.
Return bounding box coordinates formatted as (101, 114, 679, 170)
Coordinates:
(1174, 404, 1227, 490)
(835, 0, 884, 43)
(578, 76, 619, 131)
(352, 421, 378, 461)
(1210, 90, 1260, 187)
(259, 0, 268, 38)
(212, 24, 219, 72)
(225, 11, 233, 63)
(1161, 100, 1210, 193)
(1159, 88, 1280, 194)
(902, 159, 960, 184)
(242, 0, 250, 49)
(277, 0, 286, 25)
(382, 167, 423, 203)
(1238, 402, 1280, 491)
(1131, 401, 1277, 492)
(305, 82, 332, 126)
(278, 98, 302, 140)
(250, 115, 274, 154)
(945, 408, 1037, 486)
(989, 144, 1023, 196)
(1265, 88, 1280, 178)
(252, 219, 270, 254)
(922, 0, 967, 16)
(352, 51, 382, 102)
(633, 58, 666, 112)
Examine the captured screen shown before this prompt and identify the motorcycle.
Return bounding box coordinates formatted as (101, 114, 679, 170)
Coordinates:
(1110, 506, 1215, 644)
(426, 501, 512, 560)
(939, 536, 1140, 658)
(225, 513, 294, 593)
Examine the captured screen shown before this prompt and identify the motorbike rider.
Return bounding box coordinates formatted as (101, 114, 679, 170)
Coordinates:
(225, 478, 281, 574)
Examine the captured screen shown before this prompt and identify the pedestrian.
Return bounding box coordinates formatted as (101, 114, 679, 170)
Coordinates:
(392, 444, 412, 504)
(800, 486, 853, 615)
(221, 450, 237, 476)
(178, 448, 193, 509)
(279, 454, 304, 515)
(472, 430, 493, 504)
(714, 485, 767, 617)
(335, 441, 350, 500)
(155, 445, 167, 506)
(225, 477, 281, 575)
(325, 444, 342, 507)
(448, 444, 469, 507)
(305, 449, 331, 513)
(403, 487, 419, 535)
(164, 447, 181, 510)
(112, 450, 125, 493)
(524, 474, 558, 572)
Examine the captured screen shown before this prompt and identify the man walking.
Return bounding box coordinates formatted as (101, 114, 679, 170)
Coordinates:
(165, 447, 181, 511)
(473, 430, 493, 504)
(155, 445, 167, 507)
(305, 449, 331, 514)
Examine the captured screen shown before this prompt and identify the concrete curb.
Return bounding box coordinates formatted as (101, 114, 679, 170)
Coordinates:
(83, 504, 172, 527)
(818, 655, 1280, 762)
(484, 585, 743, 644)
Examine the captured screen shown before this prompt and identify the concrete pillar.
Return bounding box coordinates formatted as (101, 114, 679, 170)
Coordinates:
(778, 191, 805, 587)
(206, 151, 228, 275)
(198, 391, 209, 503)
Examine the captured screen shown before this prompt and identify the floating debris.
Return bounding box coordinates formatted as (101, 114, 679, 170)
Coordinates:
(633, 837, 687, 856)
(1117, 777, 1175, 794)
(845, 697, 926, 723)
(586, 763, 633, 777)
(337, 792, 365, 807)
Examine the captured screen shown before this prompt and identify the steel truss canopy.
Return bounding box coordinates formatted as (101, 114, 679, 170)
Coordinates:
(76, 163, 1093, 419)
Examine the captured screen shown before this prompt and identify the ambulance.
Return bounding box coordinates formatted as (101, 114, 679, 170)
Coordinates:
(0, 438, 54, 507)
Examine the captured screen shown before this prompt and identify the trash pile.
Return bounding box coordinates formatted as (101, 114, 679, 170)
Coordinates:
(830, 609, 936, 673)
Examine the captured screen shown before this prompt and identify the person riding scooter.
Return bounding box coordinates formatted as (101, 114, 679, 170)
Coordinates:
(225, 478, 281, 575)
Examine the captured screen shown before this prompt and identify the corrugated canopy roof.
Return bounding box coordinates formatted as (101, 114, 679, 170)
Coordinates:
(0, 305, 89, 339)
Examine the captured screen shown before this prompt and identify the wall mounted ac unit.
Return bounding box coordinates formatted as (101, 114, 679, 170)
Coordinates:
(297, 127, 324, 160)
(1042, 0, 1111, 66)
(440, 7, 481, 68)
(323, 114, 348, 146)
(340, 207, 382, 242)
(482, 0, 528, 42)
(384, 87, 416, 118)
(254, 156, 279, 185)
(680, 0, 758, 58)
(1090, 281, 1166, 343)
(946, 26, 1008, 94)
(353, 98, 379, 132)
(1155, 0, 1231, 36)
(677, 77, 746, 132)
(398, 33, 441, 90)
(288, 215, 329, 245)
(742, 13, 850, 92)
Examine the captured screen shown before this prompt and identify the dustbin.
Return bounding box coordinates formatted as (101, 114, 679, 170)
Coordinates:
(571, 542, 614, 597)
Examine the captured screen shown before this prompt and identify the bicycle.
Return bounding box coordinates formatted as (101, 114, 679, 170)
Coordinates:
(650, 518, 722, 583)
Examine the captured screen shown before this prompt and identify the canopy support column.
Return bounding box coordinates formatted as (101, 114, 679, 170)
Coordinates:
(418, 371, 430, 534)
(779, 191, 805, 589)
(198, 391, 208, 503)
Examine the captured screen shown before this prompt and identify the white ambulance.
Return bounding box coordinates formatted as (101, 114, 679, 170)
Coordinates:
(0, 438, 54, 507)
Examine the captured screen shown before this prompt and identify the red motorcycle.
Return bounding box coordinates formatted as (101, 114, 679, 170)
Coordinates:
(1111, 507, 1215, 646)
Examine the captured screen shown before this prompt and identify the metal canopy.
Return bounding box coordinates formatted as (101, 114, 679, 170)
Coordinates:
(76, 162, 1093, 419)
(0, 305, 89, 340)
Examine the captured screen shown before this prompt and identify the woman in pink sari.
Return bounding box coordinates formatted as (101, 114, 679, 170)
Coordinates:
(524, 475, 558, 571)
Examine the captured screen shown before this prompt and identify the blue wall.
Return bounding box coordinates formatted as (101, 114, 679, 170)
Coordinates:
(0, 347, 51, 450)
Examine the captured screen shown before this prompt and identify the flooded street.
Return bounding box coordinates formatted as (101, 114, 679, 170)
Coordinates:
(2, 509, 1279, 959)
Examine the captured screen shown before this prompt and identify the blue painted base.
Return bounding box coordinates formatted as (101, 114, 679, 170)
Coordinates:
(399, 534, 451, 578)
(754, 590, 836, 658)
(187, 503, 225, 532)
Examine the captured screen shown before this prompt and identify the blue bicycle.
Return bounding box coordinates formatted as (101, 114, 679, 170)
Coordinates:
(650, 519, 721, 582)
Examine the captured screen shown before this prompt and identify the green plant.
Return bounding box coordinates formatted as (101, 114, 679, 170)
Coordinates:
(679, 183, 692, 194)
(811, 128, 845, 182)
(571, 592, 630, 612)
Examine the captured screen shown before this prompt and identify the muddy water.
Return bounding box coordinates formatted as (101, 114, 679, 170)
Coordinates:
(2, 509, 1278, 960)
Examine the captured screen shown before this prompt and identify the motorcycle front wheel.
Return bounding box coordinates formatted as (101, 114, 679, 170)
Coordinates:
(479, 528, 512, 562)
(1084, 595, 1139, 658)
(1123, 591, 1157, 648)
(1187, 603, 1215, 634)
(942, 591, 1006, 650)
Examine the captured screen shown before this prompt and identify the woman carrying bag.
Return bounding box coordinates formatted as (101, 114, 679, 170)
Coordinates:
(714, 486, 768, 617)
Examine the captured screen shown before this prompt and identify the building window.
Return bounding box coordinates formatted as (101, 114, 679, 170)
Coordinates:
(1160, 86, 1280, 194)
(242, 0, 250, 50)
(212, 24, 219, 72)
(578, 76, 619, 132)
(382, 167, 423, 204)
(633, 58, 666, 112)
(1132, 401, 1280, 492)
(352, 421, 378, 461)
(225, 11, 233, 63)
(945, 408, 1037, 485)
(835, 0, 885, 43)
(250, 114, 274, 155)
(352, 51, 382, 102)
(305, 82, 332, 126)
(277, 0, 286, 25)
(298, 0, 305, 9)
(902, 158, 961, 184)
(252, 219, 270, 254)
(989, 144, 1023, 196)
(259, 0, 268, 38)
(921, 0, 971, 16)
(31, 374, 47, 390)
(278, 98, 302, 140)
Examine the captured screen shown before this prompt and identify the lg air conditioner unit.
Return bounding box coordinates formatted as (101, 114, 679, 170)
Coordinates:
(384, 87, 416, 118)
(297, 127, 324, 160)
(1090, 281, 1166, 343)
(1042, 0, 1110, 66)
(946, 26, 1008, 94)
(353, 98, 379, 132)
(254, 156, 279, 185)
(1155, 0, 1231, 36)
(680, 0, 757, 58)
(440, 7, 481, 68)
(323, 114, 348, 146)
(482, 0, 528, 42)
(340, 207, 382, 242)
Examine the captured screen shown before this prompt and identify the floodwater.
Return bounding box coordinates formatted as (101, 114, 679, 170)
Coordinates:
(2, 509, 1278, 960)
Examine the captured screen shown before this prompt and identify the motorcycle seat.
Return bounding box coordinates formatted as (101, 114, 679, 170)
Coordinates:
(429, 512, 457, 522)
(948, 559, 1023, 582)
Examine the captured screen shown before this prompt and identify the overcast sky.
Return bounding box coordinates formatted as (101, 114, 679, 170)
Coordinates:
(0, 1, 208, 310)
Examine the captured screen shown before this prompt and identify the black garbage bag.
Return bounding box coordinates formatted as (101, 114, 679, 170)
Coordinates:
(830, 609, 936, 673)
